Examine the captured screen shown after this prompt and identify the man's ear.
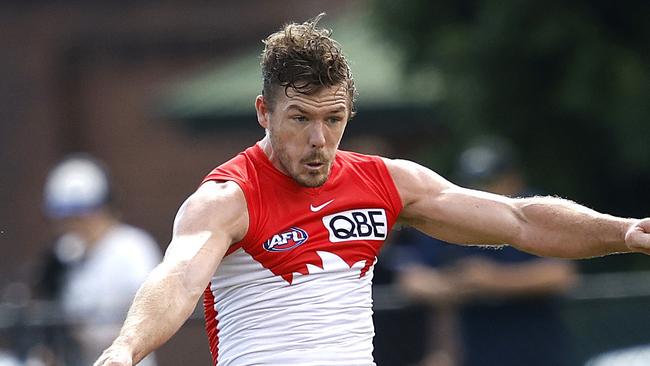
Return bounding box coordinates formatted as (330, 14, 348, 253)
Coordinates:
(255, 95, 270, 129)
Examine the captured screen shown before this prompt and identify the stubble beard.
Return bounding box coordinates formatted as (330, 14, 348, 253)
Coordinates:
(269, 133, 330, 188)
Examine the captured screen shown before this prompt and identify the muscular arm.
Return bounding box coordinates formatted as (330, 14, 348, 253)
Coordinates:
(94, 181, 248, 366)
(385, 158, 649, 259)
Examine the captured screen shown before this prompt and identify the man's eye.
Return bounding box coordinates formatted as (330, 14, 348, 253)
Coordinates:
(293, 116, 308, 122)
(327, 117, 343, 124)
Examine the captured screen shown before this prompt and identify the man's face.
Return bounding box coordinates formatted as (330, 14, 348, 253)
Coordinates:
(256, 84, 350, 187)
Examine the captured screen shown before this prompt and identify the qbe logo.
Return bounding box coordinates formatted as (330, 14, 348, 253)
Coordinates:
(263, 227, 309, 252)
(322, 208, 387, 243)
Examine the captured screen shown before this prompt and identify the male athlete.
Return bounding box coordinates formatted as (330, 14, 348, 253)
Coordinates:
(95, 16, 650, 366)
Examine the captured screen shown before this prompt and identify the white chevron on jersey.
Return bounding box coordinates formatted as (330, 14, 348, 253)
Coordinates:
(206, 248, 377, 366)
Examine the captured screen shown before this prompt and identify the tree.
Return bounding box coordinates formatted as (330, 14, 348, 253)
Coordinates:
(369, 0, 650, 217)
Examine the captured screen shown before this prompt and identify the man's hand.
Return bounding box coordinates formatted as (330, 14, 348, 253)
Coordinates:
(625, 219, 650, 254)
(93, 343, 133, 366)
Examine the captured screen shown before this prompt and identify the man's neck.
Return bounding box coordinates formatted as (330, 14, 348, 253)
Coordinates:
(258, 136, 288, 175)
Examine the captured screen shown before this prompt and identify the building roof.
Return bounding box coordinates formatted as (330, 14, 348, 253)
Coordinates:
(158, 11, 443, 131)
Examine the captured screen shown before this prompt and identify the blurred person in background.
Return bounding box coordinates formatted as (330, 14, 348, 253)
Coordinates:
(32, 154, 161, 366)
(0, 349, 22, 366)
(394, 136, 577, 366)
(586, 344, 650, 366)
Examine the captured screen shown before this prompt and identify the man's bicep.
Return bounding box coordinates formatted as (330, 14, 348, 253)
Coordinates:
(386, 158, 521, 246)
(161, 181, 248, 295)
(414, 187, 523, 245)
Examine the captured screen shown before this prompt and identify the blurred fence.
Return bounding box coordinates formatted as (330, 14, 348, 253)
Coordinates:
(373, 270, 650, 366)
(2, 271, 650, 365)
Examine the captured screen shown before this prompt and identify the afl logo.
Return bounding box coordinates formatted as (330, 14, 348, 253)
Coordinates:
(263, 227, 309, 252)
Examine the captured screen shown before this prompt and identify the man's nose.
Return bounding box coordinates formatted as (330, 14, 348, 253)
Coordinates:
(308, 122, 326, 148)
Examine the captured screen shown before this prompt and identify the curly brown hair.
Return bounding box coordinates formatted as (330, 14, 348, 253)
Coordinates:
(261, 13, 357, 117)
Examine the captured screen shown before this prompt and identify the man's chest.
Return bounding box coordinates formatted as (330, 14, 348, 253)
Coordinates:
(243, 186, 392, 284)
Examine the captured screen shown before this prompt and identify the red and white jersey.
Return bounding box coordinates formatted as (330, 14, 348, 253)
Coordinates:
(202, 142, 402, 366)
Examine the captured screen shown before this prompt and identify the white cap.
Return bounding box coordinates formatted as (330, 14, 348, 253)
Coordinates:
(43, 155, 110, 218)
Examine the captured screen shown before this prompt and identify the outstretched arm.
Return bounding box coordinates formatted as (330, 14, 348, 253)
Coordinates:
(385, 158, 650, 258)
(94, 181, 248, 366)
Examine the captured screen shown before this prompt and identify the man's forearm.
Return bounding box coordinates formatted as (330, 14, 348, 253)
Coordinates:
(513, 196, 636, 258)
(112, 262, 203, 364)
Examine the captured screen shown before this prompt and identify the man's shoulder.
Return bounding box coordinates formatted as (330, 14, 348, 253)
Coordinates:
(335, 150, 389, 171)
(378, 157, 421, 184)
(198, 147, 265, 212)
(337, 153, 422, 178)
(166, 183, 241, 231)
(336, 149, 379, 161)
(204, 145, 260, 182)
(176, 180, 249, 241)
(192, 180, 246, 207)
(335, 151, 397, 185)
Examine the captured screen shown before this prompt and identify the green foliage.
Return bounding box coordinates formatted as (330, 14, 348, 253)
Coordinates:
(369, 0, 650, 213)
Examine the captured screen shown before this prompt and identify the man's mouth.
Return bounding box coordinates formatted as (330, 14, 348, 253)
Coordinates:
(302, 151, 329, 172)
(305, 161, 325, 170)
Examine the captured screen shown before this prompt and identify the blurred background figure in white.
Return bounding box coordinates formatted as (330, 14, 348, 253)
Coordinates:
(0, 349, 22, 366)
(34, 154, 162, 366)
(586, 344, 650, 366)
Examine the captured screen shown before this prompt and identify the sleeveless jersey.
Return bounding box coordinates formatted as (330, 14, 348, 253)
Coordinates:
(202, 143, 402, 366)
